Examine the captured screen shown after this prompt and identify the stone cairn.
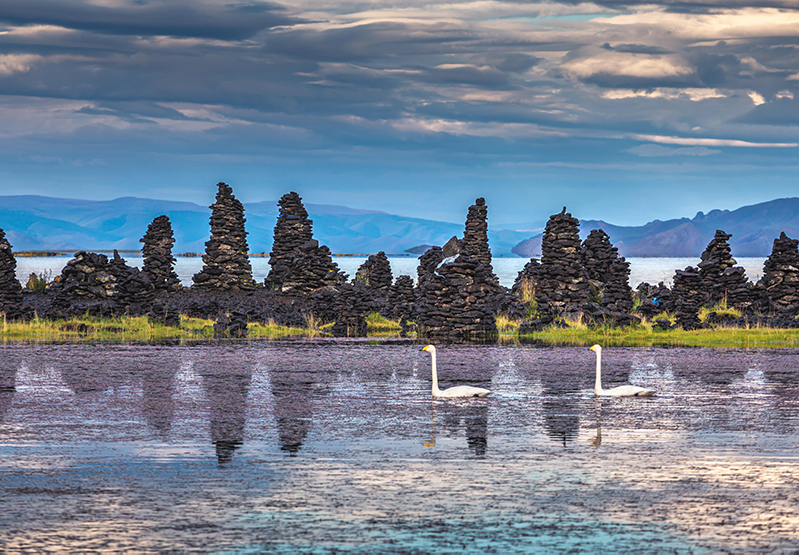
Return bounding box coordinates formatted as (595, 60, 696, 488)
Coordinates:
(388, 274, 416, 335)
(672, 266, 706, 330)
(49, 251, 155, 317)
(330, 281, 377, 337)
(264, 191, 345, 293)
(416, 253, 497, 341)
(192, 182, 254, 290)
(697, 230, 752, 308)
(581, 229, 633, 316)
(355, 251, 393, 296)
(535, 208, 591, 319)
(758, 232, 799, 315)
(0, 228, 28, 320)
(140, 215, 181, 293)
(461, 198, 496, 282)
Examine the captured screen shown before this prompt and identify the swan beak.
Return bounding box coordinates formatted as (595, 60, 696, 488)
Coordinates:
(420, 346, 429, 352)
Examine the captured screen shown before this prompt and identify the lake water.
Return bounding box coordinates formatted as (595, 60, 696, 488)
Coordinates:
(1, 341, 797, 552)
(15, 255, 768, 289)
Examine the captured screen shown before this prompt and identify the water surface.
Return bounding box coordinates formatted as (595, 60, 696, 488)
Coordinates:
(1, 342, 797, 552)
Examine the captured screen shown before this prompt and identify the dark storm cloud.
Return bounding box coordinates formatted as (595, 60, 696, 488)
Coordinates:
(0, 1, 294, 40)
(496, 54, 541, 73)
(734, 97, 799, 125)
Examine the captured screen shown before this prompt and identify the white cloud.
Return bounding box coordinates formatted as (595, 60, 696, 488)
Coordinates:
(633, 134, 798, 148)
(748, 91, 765, 106)
(602, 88, 724, 101)
(564, 53, 692, 80)
(776, 90, 794, 100)
(0, 54, 43, 75)
(627, 144, 721, 157)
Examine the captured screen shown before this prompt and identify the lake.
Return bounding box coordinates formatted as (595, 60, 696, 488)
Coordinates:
(1, 341, 797, 552)
(15, 255, 768, 289)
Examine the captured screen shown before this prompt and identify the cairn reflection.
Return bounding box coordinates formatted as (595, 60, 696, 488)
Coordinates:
(141, 363, 177, 440)
(592, 399, 602, 446)
(0, 353, 18, 424)
(199, 356, 253, 466)
(541, 371, 580, 447)
(271, 369, 314, 456)
(424, 400, 489, 457)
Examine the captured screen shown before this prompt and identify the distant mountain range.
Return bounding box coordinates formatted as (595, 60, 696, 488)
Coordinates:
(0, 195, 530, 256)
(1, 195, 796, 258)
(512, 198, 799, 258)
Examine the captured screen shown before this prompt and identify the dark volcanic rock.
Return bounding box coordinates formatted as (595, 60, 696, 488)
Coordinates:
(141, 215, 181, 293)
(416, 254, 497, 341)
(388, 274, 416, 323)
(264, 192, 345, 293)
(757, 232, 799, 315)
(214, 312, 248, 338)
(148, 301, 181, 327)
(193, 182, 254, 290)
(355, 251, 393, 295)
(0, 228, 31, 320)
(581, 229, 633, 316)
(535, 208, 591, 318)
(698, 230, 753, 308)
(634, 281, 674, 318)
(330, 281, 377, 337)
(461, 198, 494, 277)
(672, 266, 706, 330)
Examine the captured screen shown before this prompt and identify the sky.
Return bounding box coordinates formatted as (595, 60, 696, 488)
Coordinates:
(0, 0, 798, 228)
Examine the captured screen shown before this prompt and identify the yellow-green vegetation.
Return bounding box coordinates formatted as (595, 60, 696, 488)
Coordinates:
(0, 314, 318, 343)
(495, 313, 520, 334)
(365, 312, 407, 337)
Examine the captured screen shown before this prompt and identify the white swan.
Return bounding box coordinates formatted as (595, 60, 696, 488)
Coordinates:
(590, 345, 654, 397)
(421, 345, 491, 398)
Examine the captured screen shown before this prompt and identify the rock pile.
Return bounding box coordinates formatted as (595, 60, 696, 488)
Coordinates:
(192, 182, 254, 290)
(214, 312, 248, 338)
(672, 266, 706, 330)
(416, 254, 497, 340)
(758, 232, 799, 315)
(0, 228, 28, 320)
(698, 230, 752, 307)
(535, 208, 591, 318)
(634, 282, 673, 317)
(330, 282, 376, 337)
(355, 251, 393, 295)
(461, 198, 494, 277)
(388, 275, 416, 324)
(581, 229, 633, 315)
(148, 301, 181, 327)
(264, 192, 345, 293)
(49, 251, 155, 317)
(140, 215, 181, 293)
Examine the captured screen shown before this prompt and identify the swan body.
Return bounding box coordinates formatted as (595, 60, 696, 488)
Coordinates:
(590, 345, 654, 397)
(421, 345, 491, 398)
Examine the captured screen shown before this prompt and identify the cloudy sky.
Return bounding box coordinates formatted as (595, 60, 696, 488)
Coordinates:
(0, 0, 797, 227)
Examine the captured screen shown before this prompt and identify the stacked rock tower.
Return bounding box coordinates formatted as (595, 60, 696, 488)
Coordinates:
(758, 232, 799, 315)
(264, 192, 344, 293)
(140, 215, 181, 293)
(192, 183, 253, 290)
(535, 208, 591, 318)
(461, 198, 495, 279)
(672, 266, 706, 330)
(0, 228, 26, 319)
(581, 229, 633, 314)
(355, 251, 393, 295)
(697, 230, 751, 308)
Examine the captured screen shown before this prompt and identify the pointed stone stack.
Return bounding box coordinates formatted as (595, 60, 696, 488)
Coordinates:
(758, 232, 799, 315)
(264, 191, 345, 293)
(581, 229, 633, 315)
(388, 275, 416, 323)
(672, 266, 706, 330)
(140, 215, 181, 293)
(535, 208, 591, 318)
(355, 251, 393, 295)
(0, 228, 27, 319)
(698, 230, 752, 307)
(416, 254, 497, 340)
(108, 250, 156, 313)
(192, 182, 254, 290)
(461, 198, 494, 277)
(417, 246, 444, 281)
(331, 281, 376, 337)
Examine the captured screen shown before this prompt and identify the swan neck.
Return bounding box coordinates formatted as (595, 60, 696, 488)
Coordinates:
(595, 350, 604, 395)
(430, 351, 441, 396)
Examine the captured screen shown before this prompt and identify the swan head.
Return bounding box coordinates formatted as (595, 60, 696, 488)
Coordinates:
(421, 345, 436, 354)
(589, 344, 602, 353)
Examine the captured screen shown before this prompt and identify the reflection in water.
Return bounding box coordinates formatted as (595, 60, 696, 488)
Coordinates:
(271, 369, 314, 456)
(592, 399, 602, 446)
(201, 363, 253, 466)
(0, 354, 17, 424)
(542, 396, 580, 446)
(141, 365, 177, 439)
(59, 347, 116, 394)
(429, 400, 489, 456)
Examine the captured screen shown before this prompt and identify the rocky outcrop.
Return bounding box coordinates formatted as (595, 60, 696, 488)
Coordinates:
(264, 192, 345, 293)
(461, 198, 494, 275)
(48, 250, 155, 317)
(140, 215, 181, 293)
(535, 208, 591, 318)
(758, 232, 799, 315)
(581, 229, 633, 315)
(388, 275, 416, 330)
(0, 228, 30, 320)
(192, 182, 254, 290)
(672, 266, 706, 330)
(330, 281, 377, 337)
